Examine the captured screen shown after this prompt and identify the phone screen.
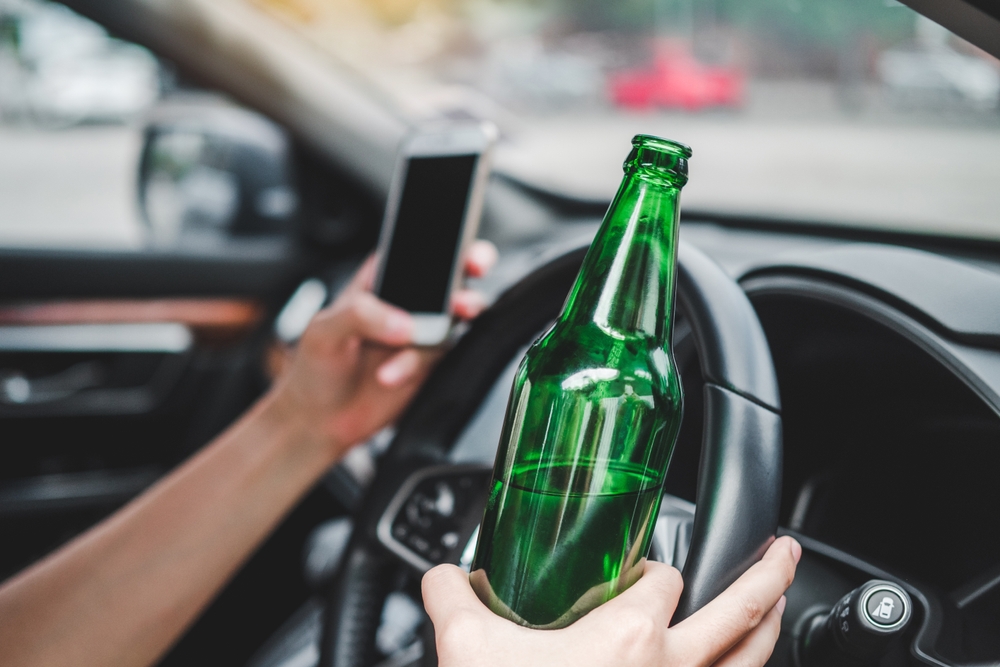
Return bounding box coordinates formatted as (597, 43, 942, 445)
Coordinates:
(378, 153, 479, 313)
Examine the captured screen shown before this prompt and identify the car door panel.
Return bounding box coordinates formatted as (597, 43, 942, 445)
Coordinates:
(0, 244, 325, 581)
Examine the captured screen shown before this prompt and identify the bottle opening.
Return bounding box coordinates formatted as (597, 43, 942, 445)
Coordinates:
(624, 134, 691, 184)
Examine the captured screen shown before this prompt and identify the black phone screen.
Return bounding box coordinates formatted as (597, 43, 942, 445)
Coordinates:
(378, 153, 479, 313)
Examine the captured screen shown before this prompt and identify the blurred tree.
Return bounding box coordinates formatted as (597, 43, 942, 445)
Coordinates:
(718, 0, 912, 46)
(542, 0, 916, 77)
(551, 0, 914, 42)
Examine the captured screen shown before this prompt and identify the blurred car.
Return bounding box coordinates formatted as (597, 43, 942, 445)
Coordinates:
(480, 38, 605, 109)
(1, 0, 160, 126)
(609, 42, 743, 111)
(878, 14, 999, 111)
(879, 47, 1000, 110)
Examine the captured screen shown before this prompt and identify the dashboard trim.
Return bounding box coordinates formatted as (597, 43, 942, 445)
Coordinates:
(742, 244, 1000, 349)
(0, 323, 193, 353)
(741, 274, 1000, 421)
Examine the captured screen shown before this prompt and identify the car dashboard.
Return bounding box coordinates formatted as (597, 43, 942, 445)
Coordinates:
(440, 215, 1000, 666)
(2, 191, 1000, 667)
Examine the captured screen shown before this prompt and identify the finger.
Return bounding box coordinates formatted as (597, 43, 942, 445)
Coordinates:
(313, 291, 413, 347)
(671, 536, 800, 665)
(344, 254, 379, 294)
(378, 344, 444, 387)
(710, 600, 785, 667)
(450, 289, 488, 320)
(635, 560, 685, 619)
(376, 348, 422, 387)
(464, 240, 498, 278)
(602, 560, 683, 622)
(422, 564, 491, 628)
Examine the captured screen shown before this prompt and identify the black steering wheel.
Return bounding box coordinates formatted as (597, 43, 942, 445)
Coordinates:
(319, 241, 783, 667)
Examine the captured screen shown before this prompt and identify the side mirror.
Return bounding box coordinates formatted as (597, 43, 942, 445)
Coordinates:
(137, 95, 298, 246)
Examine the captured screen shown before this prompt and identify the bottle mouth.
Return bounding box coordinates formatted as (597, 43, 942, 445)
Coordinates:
(624, 134, 691, 183)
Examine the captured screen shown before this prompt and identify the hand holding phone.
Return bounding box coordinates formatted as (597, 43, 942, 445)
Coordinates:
(374, 123, 497, 345)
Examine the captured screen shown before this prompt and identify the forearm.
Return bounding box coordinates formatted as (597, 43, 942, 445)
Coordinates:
(0, 390, 342, 667)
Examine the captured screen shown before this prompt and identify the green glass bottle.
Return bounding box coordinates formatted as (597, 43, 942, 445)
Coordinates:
(470, 134, 690, 629)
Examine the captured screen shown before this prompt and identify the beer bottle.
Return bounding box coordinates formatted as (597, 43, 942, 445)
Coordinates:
(470, 134, 690, 628)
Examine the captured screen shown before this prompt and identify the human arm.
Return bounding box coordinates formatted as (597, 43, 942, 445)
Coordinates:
(422, 535, 801, 667)
(0, 242, 497, 667)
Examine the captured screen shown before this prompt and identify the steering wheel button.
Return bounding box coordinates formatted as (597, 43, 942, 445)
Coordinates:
(863, 586, 906, 627)
(408, 535, 430, 554)
(433, 483, 455, 517)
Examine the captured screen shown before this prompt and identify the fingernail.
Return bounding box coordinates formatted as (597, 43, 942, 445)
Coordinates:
(378, 353, 417, 386)
(377, 363, 406, 386)
(452, 291, 486, 319)
(790, 538, 802, 565)
(378, 362, 407, 385)
(776, 595, 787, 616)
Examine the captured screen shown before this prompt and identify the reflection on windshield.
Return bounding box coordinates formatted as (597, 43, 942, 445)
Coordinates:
(253, 0, 1000, 238)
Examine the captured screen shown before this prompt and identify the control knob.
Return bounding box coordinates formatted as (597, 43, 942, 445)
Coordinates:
(799, 579, 912, 666)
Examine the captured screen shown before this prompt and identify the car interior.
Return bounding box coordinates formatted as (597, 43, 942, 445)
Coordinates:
(1, 0, 999, 666)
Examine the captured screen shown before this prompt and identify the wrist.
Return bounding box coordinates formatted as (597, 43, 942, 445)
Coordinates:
(255, 383, 347, 471)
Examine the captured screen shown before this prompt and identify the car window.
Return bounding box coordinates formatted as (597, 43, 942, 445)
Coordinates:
(4, 0, 998, 248)
(0, 0, 299, 252)
(0, 0, 159, 249)
(248, 0, 1000, 240)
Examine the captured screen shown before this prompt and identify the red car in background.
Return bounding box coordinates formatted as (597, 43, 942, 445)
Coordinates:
(609, 42, 744, 110)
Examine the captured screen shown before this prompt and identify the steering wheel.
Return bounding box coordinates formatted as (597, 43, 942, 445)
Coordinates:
(318, 241, 783, 667)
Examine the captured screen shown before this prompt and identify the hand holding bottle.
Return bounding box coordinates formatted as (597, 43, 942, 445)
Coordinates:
(471, 135, 692, 627)
(423, 536, 801, 667)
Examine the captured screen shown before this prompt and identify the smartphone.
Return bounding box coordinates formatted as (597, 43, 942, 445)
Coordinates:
(374, 123, 497, 345)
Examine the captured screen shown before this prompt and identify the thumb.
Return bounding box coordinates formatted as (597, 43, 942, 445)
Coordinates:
(312, 291, 413, 348)
(422, 564, 488, 628)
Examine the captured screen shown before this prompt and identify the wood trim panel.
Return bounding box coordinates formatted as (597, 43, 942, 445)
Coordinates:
(0, 299, 265, 345)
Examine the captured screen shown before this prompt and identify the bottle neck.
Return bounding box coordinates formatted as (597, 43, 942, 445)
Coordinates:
(560, 169, 682, 344)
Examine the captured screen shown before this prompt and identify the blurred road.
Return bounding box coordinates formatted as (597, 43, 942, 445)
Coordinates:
(497, 108, 1000, 241)
(0, 124, 144, 249)
(1, 86, 999, 251)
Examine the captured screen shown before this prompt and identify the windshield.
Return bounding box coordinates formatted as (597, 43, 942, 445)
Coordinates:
(2, 0, 998, 249)
(252, 0, 1000, 239)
